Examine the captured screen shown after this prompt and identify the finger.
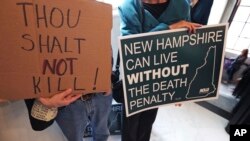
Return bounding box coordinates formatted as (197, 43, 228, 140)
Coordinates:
(186, 25, 192, 34)
(65, 93, 82, 99)
(64, 94, 82, 104)
(191, 24, 196, 34)
(190, 23, 198, 34)
(193, 23, 202, 32)
(192, 22, 203, 27)
(59, 88, 73, 98)
(193, 23, 202, 33)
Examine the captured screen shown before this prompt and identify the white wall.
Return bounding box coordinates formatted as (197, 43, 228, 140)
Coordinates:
(111, 10, 120, 70)
(208, 0, 228, 25)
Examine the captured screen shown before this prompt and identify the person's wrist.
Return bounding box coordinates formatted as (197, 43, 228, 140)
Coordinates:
(37, 98, 58, 108)
(44, 102, 58, 108)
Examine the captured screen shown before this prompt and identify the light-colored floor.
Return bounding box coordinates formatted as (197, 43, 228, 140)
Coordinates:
(206, 83, 238, 112)
(0, 100, 229, 141)
(150, 102, 229, 141)
(105, 102, 230, 141)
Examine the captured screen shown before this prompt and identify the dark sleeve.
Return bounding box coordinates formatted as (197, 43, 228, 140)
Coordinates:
(24, 99, 55, 131)
(191, 0, 214, 25)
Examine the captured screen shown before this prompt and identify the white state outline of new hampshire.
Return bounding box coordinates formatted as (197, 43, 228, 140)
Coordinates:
(186, 46, 217, 99)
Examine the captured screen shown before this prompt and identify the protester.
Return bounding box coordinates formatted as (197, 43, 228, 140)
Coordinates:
(118, 0, 201, 141)
(227, 49, 248, 82)
(2, 88, 112, 141)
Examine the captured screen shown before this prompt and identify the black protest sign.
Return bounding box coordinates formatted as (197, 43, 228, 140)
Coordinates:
(119, 24, 227, 116)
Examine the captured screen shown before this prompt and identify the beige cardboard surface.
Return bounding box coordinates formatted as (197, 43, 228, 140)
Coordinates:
(0, 0, 112, 100)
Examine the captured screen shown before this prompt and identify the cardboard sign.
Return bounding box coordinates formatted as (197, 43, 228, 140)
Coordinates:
(119, 24, 228, 117)
(0, 0, 112, 100)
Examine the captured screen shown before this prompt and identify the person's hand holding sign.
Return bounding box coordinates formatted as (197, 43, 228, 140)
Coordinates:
(38, 88, 82, 108)
(169, 20, 202, 34)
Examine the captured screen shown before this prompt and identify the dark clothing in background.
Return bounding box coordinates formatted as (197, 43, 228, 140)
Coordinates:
(225, 67, 250, 133)
(24, 99, 54, 131)
(227, 55, 247, 81)
(232, 67, 250, 98)
(122, 107, 158, 141)
(191, 0, 214, 25)
(143, 1, 170, 19)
